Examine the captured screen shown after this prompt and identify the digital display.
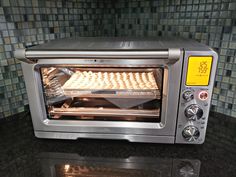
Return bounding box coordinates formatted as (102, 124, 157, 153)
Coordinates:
(186, 56, 213, 86)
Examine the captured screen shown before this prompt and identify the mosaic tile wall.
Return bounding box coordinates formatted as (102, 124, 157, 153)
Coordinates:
(0, 0, 114, 118)
(113, 0, 236, 117)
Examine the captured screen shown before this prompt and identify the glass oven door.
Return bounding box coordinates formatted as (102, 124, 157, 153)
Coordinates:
(40, 67, 163, 123)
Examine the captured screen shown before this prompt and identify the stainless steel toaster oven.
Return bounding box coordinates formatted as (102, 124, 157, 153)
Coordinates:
(15, 37, 218, 144)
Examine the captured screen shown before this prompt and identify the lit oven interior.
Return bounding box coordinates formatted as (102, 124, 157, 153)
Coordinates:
(40, 67, 163, 122)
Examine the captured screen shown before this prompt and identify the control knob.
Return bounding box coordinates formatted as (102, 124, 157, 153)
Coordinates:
(182, 90, 194, 101)
(182, 126, 200, 142)
(185, 104, 203, 121)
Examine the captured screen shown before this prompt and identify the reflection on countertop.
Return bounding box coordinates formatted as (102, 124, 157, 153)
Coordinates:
(39, 153, 200, 177)
(0, 111, 236, 177)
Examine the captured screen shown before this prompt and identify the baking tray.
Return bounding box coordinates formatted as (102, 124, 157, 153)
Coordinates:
(62, 70, 160, 99)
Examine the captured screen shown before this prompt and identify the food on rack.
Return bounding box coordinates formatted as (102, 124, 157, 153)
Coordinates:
(62, 71, 158, 90)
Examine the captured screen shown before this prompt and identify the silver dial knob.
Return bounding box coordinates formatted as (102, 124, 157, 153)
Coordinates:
(185, 104, 203, 121)
(182, 90, 194, 101)
(182, 126, 200, 142)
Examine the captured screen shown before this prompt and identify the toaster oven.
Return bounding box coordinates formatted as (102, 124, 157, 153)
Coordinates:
(15, 37, 218, 144)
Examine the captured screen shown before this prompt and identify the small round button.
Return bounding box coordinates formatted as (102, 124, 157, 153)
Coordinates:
(185, 104, 203, 121)
(182, 90, 194, 102)
(199, 90, 208, 101)
(182, 126, 200, 142)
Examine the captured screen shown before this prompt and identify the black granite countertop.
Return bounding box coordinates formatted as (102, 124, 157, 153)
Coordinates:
(0, 111, 236, 177)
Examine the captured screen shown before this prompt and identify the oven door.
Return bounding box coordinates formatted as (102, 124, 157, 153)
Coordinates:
(21, 51, 183, 143)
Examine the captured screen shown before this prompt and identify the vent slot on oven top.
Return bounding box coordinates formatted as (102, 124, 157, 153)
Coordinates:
(40, 67, 163, 123)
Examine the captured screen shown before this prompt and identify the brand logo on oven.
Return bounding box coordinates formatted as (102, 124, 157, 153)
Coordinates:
(83, 59, 106, 63)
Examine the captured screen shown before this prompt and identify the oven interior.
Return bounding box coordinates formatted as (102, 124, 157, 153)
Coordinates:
(40, 67, 163, 122)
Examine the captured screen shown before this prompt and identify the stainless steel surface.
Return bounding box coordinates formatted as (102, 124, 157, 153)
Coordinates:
(17, 49, 180, 65)
(175, 50, 218, 144)
(35, 131, 175, 143)
(17, 37, 218, 144)
(168, 48, 181, 63)
(14, 48, 33, 63)
(182, 126, 200, 142)
(36, 58, 176, 66)
(14, 48, 25, 59)
(25, 50, 169, 58)
(15, 38, 186, 63)
(25, 37, 210, 51)
(185, 104, 203, 121)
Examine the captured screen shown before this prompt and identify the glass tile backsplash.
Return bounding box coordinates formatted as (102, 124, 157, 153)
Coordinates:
(0, 0, 235, 118)
(112, 0, 236, 117)
(0, 0, 113, 118)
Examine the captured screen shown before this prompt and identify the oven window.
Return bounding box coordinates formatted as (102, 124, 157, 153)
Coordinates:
(40, 67, 163, 122)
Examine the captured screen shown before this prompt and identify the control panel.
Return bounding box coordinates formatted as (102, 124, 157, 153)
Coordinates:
(177, 88, 210, 143)
(175, 52, 218, 144)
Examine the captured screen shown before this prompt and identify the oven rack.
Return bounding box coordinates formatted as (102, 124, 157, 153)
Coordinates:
(63, 89, 161, 99)
(50, 107, 160, 118)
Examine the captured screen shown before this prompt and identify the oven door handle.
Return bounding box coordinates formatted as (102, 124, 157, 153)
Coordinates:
(14, 48, 180, 64)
